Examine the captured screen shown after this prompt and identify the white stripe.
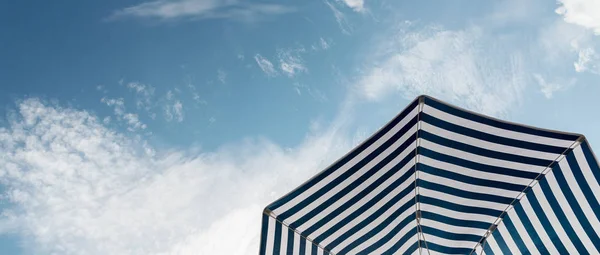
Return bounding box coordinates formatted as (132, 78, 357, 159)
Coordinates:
(420, 203, 497, 223)
(419, 187, 507, 211)
(293, 233, 300, 255)
(318, 175, 415, 246)
(369, 221, 418, 254)
(506, 210, 540, 255)
(296, 143, 415, 232)
(545, 173, 599, 254)
(422, 233, 476, 249)
(271, 108, 418, 216)
(327, 193, 415, 253)
(305, 239, 312, 255)
(520, 198, 560, 254)
(423, 104, 575, 148)
(420, 218, 487, 241)
(342, 209, 415, 254)
(420, 155, 532, 186)
(573, 146, 600, 202)
(496, 223, 520, 254)
(474, 245, 483, 255)
(284, 125, 417, 224)
(419, 171, 519, 200)
(558, 159, 600, 235)
(486, 234, 503, 255)
(281, 225, 288, 255)
(303, 156, 415, 236)
(533, 186, 578, 252)
(265, 216, 276, 255)
(421, 139, 545, 174)
(422, 122, 559, 161)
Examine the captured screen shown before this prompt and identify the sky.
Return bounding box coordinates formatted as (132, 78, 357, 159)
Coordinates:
(1, 0, 600, 254)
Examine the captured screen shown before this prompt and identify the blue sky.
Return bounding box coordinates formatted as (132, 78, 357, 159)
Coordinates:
(1, 0, 600, 254)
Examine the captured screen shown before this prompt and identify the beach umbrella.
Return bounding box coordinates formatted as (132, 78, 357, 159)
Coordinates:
(259, 95, 600, 254)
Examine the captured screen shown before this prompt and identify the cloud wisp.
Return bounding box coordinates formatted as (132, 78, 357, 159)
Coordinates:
(356, 24, 526, 117)
(0, 98, 352, 255)
(254, 54, 278, 77)
(109, 0, 295, 22)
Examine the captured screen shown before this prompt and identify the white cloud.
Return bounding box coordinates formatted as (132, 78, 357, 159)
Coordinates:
(110, 0, 295, 22)
(277, 48, 308, 77)
(357, 25, 526, 117)
(126, 82, 157, 119)
(163, 91, 185, 122)
(325, 0, 353, 35)
(537, 19, 600, 75)
(340, 0, 364, 12)
(0, 98, 351, 255)
(254, 54, 278, 77)
(574, 47, 600, 73)
(217, 69, 227, 84)
(556, 0, 600, 34)
(533, 73, 576, 99)
(101, 97, 148, 131)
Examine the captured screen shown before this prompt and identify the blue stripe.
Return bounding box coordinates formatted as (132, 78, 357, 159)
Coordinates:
(289, 137, 416, 228)
(552, 163, 600, 251)
(260, 214, 269, 255)
(526, 191, 568, 253)
(422, 225, 481, 242)
(513, 202, 550, 254)
(581, 141, 600, 185)
(380, 229, 418, 254)
(273, 221, 282, 254)
(418, 179, 514, 204)
(418, 163, 527, 192)
(422, 96, 580, 141)
(314, 173, 415, 245)
(538, 179, 589, 255)
(324, 193, 415, 250)
(267, 99, 419, 211)
(304, 151, 415, 237)
(287, 228, 294, 254)
(420, 130, 553, 167)
(333, 202, 415, 253)
(420, 210, 490, 229)
(483, 239, 495, 255)
(299, 236, 306, 255)
(419, 147, 539, 179)
(420, 240, 472, 254)
(311, 242, 317, 255)
(277, 120, 418, 222)
(491, 230, 511, 254)
(421, 113, 567, 154)
(345, 217, 415, 255)
(419, 195, 503, 217)
(565, 151, 600, 227)
(387, 240, 419, 255)
(502, 216, 530, 254)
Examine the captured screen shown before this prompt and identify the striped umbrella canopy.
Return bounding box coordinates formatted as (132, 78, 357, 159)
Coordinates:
(259, 95, 600, 255)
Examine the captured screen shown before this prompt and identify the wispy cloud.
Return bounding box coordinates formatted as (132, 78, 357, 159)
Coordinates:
(0, 98, 351, 255)
(357, 24, 526, 117)
(164, 90, 184, 122)
(277, 47, 308, 77)
(217, 69, 227, 84)
(126, 81, 157, 119)
(101, 97, 148, 131)
(325, 0, 353, 34)
(533, 73, 576, 99)
(109, 0, 295, 22)
(254, 54, 278, 77)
